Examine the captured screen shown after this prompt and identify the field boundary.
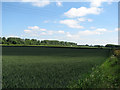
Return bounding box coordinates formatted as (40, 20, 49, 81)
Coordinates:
(69, 55, 120, 88)
(1, 46, 110, 50)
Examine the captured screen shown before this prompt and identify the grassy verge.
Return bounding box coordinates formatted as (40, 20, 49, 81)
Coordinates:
(69, 55, 120, 88)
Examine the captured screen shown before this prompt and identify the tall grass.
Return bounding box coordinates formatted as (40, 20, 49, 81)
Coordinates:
(2, 47, 110, 88)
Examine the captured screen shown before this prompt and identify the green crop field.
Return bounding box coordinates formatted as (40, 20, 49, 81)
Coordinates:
(2, 46, 110, 88)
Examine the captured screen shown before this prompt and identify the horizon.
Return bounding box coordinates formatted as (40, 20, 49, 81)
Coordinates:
(0, 36, 118, 46)
(2, 1, 118, 45)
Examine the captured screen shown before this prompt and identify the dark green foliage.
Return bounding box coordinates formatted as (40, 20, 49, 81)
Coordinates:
(1, 37, 6, 44)
(94, 45, 103, 48)
(105, 44, 120, 49)
(5, 37, 24, 45)
(0, 37, 2, 44)
(69, 55, 120, 88)
(2, 47, 109, 88)
(1, 37, 77, 46)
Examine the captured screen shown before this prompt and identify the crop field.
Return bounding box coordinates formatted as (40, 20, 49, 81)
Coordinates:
(2, 46, 110, 88)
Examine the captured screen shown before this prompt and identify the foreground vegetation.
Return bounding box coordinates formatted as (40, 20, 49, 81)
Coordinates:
(2, 47, 110, 88)
(69, 49, 120, 88)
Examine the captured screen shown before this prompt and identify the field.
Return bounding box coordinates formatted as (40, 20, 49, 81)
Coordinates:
(2, 46, 110, 88)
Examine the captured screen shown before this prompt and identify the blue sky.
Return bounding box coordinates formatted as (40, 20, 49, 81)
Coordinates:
(2, 1, 118, 45)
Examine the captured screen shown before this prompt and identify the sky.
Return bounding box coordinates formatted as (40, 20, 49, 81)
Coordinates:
(2, 0, 118, 45)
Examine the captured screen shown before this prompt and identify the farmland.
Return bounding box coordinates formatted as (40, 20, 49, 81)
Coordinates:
(2, 46, 110, 88)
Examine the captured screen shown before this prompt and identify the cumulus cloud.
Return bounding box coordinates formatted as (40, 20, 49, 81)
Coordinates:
(80, 28, 107, 35)
(64, 28, 113, 45)
(21, 0, 50, 7)
(66, 28, 108, 40)
(24, 26, 65, 37)
(78, 30, 101, 35)
(60, 18, 93, 29)
(23, 26, 115, 45)
(90, 0, 107, 7)
(5, 0, 63, 7)
(64, 7, 102, 18)
(63, 0, 114, 18)
(90, 0, 114, 7)
(60, 19, 84, 29)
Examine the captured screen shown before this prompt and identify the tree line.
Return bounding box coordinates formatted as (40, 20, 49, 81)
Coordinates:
(0, 37, 77, 46)
(0, 37, 120, 48)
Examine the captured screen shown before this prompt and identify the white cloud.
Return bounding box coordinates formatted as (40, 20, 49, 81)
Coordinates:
(24, 26, 65, 37)
(78, 18, 93, 22)
(63, 28, 112, 45)
(77, 18, 86, 22)
(87, 19, 93, 22)
(7, 0, 63, 7)
(40, 32, 47, 35)
(28, 26, 39, 30)
(23, 26, 116, 45)
(58, 30, 65, 34)
(60, 19, 84, 29)
(78, 30, 101, 35)
(24, 29, 32, 33)
(95, 28, 107, 32)
(21, 0, 50, 7)
(60, 18, 93, 29)
(47, 30, 54, 35)
(64, 7, 102, 18)
(90, 0, 107, 7)
(56, 1, 62, 7)
(32, 1, 50, 7)
(66, 28, 108, 39)
(40, 28, 47, 31)
(7, 35, 20, 38)
(90, 0, 114, 7)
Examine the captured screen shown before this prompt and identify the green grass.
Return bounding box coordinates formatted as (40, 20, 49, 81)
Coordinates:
(2, 47, 110, 88)
(69, 55, 120, 88)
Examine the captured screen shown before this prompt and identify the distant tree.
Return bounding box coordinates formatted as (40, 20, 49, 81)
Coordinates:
(1, 37, 78, 46)
(0, 37, 2, 44)
(85, 44, 89, 46)
(2, 37, 7, 44)
(94, 45, 101, 48)
(25, 39, 31, 45)
(105, 44, 116, 48)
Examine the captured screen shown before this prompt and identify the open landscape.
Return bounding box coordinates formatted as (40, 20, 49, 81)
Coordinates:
(1, 0, 120, 89)
(2, 46, 110, 88)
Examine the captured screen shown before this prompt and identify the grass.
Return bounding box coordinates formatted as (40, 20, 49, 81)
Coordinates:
(69, 55, 120, 88)
(2, 46, 110, 88)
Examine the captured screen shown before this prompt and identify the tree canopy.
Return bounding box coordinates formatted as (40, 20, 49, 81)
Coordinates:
(0, 37, 77, 46)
